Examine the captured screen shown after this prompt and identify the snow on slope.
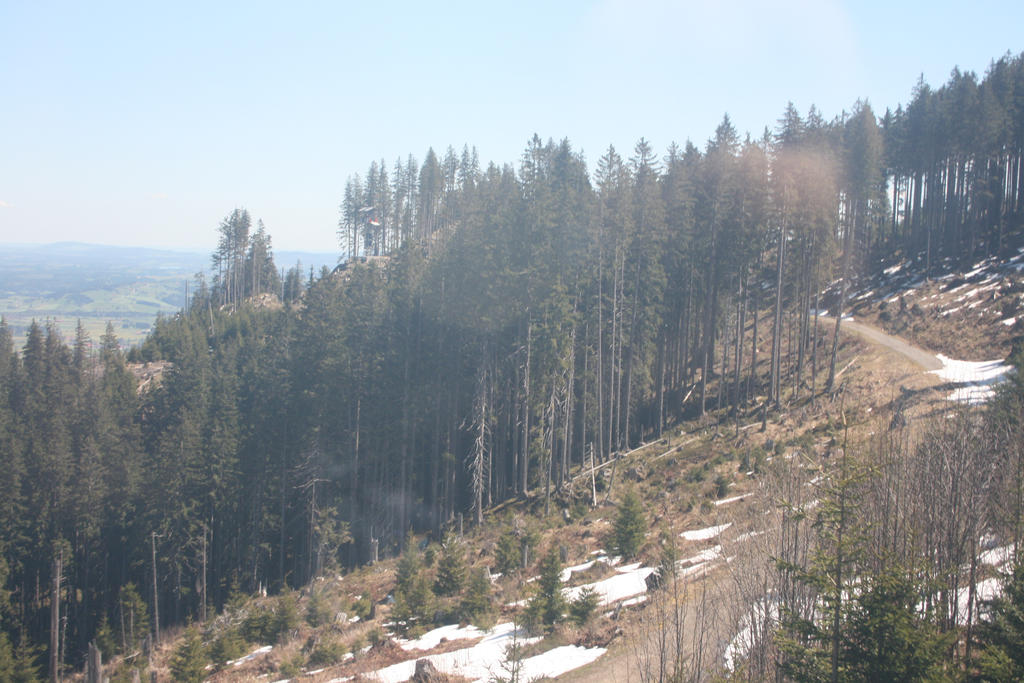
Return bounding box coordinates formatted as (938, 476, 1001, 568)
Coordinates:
(347, 621, 604, 683)
(930, 354, 1014, 404)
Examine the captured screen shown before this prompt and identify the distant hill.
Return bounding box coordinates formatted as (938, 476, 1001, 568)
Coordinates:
(0, 242, 338, 348)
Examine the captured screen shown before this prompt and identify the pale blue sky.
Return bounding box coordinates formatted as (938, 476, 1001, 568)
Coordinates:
(1, 0, 1021, 253)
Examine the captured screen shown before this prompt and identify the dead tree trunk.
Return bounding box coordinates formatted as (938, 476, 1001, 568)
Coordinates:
(50, 548, 62, 683)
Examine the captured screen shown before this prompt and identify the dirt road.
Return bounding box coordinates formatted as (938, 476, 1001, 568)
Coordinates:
(819, 315, 943, 371)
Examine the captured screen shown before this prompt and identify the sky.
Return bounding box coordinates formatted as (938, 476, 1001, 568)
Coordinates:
(1, 0, 1022, 254)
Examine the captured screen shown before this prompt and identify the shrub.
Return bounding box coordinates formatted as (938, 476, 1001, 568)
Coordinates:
(278, 653, 304, 678)
(307, 637, 347, 667)
(713, 473, 730, 499)
(352, 594, 373, 620)
(306, 588, 332, 628)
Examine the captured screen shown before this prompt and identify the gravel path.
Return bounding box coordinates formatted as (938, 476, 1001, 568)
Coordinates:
(820, 316, 943, 371)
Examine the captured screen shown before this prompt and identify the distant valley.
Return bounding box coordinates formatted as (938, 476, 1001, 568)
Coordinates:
(0, 242, 337, 348)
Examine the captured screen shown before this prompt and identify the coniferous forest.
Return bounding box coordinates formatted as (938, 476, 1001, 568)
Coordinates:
(2, 53, 1024, 678)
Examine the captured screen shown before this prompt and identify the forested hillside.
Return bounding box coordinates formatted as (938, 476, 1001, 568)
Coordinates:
(1, 53, 1024, 679)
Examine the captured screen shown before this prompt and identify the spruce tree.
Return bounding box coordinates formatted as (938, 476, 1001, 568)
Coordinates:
(975, 561, 1024, 681)
(494, 531, 521, 575)
(434, 534, 467, 597)
(392, 537, 433, 633)
(613, 488, 646, 559)
(527, 548, 565, 629)
(459, 567, 495, 627)
(169, 624, 207, 683)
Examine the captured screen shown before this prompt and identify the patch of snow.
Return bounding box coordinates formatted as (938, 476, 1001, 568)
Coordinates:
(724, 599, 779, 671)
(354, 621, 603, 683)
(680, 545, 723, 565)
(979, 544, 1014, 568)
(564, 563, 656, 606)
(883, 263, 904, 276)
(677, 561, 709, 579)
(733, 531, 764, 543)
(229, 644, 273, 667)
(681, 523, 732, 541)
(930, 354, 1014, 404)
(400, 623, 487, 651)
(715, 493, 752, 507)
(1002, 317, 1017, 326)
(560, 560, 596, 582)
(957, 578, 1002, 624)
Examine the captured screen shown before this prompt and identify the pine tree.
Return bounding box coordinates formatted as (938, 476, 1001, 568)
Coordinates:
(569, 588, 599, 626)
(842, 564, 950, 681)
(495, 531, 521, 575)
(459, 567, 494, 626)
(393, 537, 433, 633)
(975, 561, 1024, 681)
(527, 548, 565, 629)
(169, 624, 207, 683)
(612, 488, 646, 559)
(0, 632, 15, 682)
(117, 583, 149, 655)
(434, 534, 467, 597)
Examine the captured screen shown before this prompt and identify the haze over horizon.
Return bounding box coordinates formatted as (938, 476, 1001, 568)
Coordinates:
(2, 0, 1022, 253)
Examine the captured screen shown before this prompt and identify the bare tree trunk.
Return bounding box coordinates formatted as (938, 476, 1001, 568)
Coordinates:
(732, 272, 746, 420)
(51, 548, 62, 683)
(86, 641, 102, 683)
(597, 255, 605, 463)
(200, 523, 207, 623)
(521, 318, 531, 493)
(470, 360, 488, 526)
(562, 316, 577, 483)
(151, 532, 159, 647)
(544, 387, 555, 517)
(771, 220, 786, 408)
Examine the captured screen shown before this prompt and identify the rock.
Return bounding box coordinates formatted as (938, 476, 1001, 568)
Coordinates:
(412, 658, 446, 682)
